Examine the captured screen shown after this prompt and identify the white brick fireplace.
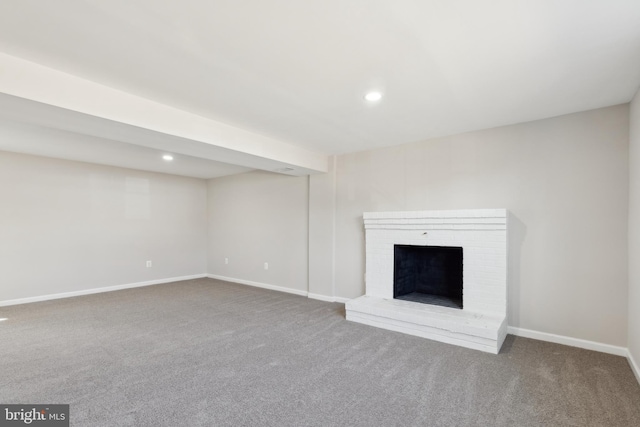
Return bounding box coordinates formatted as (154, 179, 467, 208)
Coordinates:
(345, 209, 509, 354)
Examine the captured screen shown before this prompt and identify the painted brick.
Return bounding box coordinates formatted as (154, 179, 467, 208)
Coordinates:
(349, 209, 509, 352)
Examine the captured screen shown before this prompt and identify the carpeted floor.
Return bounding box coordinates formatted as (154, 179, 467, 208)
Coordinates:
(1, 278, 639, 426)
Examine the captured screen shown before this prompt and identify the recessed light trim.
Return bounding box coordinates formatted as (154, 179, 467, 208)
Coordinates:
(365, 91, 383, 102)
(162, 154, 174, 161)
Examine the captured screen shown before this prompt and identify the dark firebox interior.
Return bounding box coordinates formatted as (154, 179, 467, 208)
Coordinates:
(393, 245, 463, 309)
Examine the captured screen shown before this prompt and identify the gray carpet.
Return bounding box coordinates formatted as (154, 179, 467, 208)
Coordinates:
(1, 278, 639, 426)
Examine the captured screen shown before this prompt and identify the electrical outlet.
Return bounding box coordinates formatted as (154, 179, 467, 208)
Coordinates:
(264, 262, 269, 270)
(146, 260, 152, 268)
(224, 257, 229, 265)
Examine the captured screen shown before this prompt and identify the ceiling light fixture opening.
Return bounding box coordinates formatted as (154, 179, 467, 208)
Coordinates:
(162, 154, 174, 161)
(365, 91, 383, 102)
(274, 167, 295, 173)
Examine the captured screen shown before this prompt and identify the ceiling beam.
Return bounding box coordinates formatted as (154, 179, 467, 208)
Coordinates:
(0, 52, 329, 175)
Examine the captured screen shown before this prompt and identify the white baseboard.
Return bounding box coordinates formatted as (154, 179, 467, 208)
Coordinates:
(206, 274, 308, 297)
(0, 274, 207, 307)
(507, 326, 627, 357)
(308, 293, 351, 304)
(0, 272, 349, 308)
(307, 293, 334, 302)
(628, 349, 640, 386)
(206, 275, 352, 302)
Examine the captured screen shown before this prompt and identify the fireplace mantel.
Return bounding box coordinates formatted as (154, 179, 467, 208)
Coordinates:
(345, 209, 509, 354)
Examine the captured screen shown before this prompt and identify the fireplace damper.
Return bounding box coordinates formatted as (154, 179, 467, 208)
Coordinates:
(393, 245, 463, 309)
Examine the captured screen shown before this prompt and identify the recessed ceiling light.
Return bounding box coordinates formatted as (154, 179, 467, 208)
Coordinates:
(162, 154, 174, 161)
(364, 91, 382, 102)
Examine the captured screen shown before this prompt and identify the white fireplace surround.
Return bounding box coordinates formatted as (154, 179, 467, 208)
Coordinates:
(345, 209, 509, 354)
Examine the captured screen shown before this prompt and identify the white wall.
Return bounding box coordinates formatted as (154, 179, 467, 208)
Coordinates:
(308, 156, 337, 299)
(333, 105, 630, 347)
(0, 103, 633, 354)
(629, 90, 640, 371)
(207, 171, 309, 293)
(0, 151, 207, 303)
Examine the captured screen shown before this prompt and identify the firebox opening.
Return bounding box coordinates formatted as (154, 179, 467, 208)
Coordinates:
(393, 245, 463, 309)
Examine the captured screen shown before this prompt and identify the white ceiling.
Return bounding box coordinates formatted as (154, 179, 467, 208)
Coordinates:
(0, 0, 639, 178)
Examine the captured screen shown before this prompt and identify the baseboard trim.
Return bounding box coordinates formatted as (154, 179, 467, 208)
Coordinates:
(308, 293, 351, 304)
(307, 293, 334, 302)
(627, 349, 640, 386)
(206, 274, 308, 297)
(0, 274, 208, 307)
(507, 326, 627, 357)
